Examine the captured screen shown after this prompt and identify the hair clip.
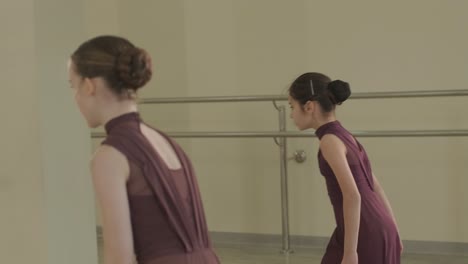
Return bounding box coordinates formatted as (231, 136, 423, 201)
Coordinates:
(310, 80, 315, 96)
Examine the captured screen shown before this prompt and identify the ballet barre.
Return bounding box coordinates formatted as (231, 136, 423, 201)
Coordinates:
(92, 130, 468, 139)
(91, 89, 468, 254)
(138, 89, 468, 104)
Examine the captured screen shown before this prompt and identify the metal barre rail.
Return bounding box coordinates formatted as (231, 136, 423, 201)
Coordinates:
(93, 89, 467, 254)
(91, 129, 468, 139)
(140, 89, 468, 104)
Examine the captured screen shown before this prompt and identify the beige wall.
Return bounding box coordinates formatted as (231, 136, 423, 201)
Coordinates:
(88, 0, 467, 243)
(0, 1, 47, 263)
(0, 0, 98, 264)
(182, 0, 468, 243)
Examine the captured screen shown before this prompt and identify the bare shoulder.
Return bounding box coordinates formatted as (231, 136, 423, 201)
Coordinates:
(91, 145, 129, 181)
(319, 134, 346, 154)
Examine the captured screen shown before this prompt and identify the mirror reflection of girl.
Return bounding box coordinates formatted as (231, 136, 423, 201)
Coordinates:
(68, 36, 220, 264)
(288, 72, 402, 264)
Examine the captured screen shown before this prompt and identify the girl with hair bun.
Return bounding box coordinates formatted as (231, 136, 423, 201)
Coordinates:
(288, 72, 402, 264)
(68, 35, 220, 264)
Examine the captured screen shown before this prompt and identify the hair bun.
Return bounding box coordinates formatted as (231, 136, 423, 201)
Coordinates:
(328, 80, 351, 104)
(115, 47, 152, 91)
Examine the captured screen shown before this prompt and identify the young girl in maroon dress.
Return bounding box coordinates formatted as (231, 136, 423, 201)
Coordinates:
(288, 72, 402, 264)
(68, 35, 220, 264)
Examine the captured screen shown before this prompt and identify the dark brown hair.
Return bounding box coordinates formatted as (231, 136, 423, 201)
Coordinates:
(289, 72, 351, 112)
(71, 35, 152, 95)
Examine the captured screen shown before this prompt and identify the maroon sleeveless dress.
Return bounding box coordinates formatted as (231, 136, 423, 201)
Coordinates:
(102, 112, 220, 264)
(316, 121, 401, 264)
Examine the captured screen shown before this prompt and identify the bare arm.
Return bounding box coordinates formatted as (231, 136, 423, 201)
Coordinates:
(91, 146, 135, 264)
(320, 135, 361, 257)
(372, 173, 403, 252)
(372, 173, 399, 229)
